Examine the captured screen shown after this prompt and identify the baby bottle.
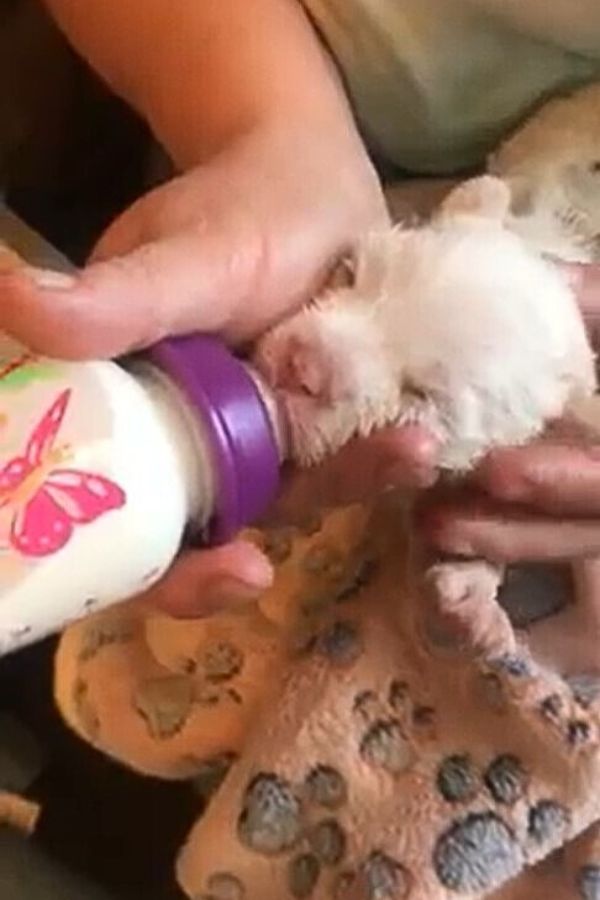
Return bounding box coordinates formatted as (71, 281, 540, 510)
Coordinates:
(0, 331, 286, 657)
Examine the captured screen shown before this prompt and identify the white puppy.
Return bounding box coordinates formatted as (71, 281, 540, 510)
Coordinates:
(253, 174, 597, 660)
(253, 176, 595, 472)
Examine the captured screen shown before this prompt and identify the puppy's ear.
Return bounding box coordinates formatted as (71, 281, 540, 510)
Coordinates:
(437, 175, 511, 223)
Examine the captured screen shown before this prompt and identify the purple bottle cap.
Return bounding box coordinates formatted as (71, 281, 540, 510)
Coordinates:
(146, 335, 281, 545)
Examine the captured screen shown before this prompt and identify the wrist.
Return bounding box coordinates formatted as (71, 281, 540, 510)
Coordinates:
(130, 47, 370, 175)
(135, 83, 271, 171)
(145, 96, 381, 207)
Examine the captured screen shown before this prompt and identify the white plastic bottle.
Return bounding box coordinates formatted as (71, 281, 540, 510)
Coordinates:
(0, 334, 285, 656)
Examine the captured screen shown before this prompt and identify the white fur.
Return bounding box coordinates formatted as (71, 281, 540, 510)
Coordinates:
(253, 176, 596, 470)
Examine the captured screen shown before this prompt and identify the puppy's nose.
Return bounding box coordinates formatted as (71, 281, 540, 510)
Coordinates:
(276, 337, 328, 400)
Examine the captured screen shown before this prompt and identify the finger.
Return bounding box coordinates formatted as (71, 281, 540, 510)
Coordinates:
(475, 442, 600, 516)
(272, 424, 439, 525)
(0, 226, 262, 359)
(421, 494, 600, 562)
(137, 539, 273, 618)
(559, 261, 600, 347)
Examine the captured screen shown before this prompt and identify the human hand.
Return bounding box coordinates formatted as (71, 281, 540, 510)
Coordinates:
(0, 121, 440, 615)
(421, 261, 600, 564)
(0, 121, 388, 356)
(139, 422, 438, 617)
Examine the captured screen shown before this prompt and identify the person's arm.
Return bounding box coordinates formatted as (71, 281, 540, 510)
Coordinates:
(42, 0, 362, 169)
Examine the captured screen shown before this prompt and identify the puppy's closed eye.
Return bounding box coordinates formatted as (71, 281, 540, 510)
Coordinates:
(326, 253, 356, 291)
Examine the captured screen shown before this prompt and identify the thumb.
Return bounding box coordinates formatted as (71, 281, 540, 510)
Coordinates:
(137, 540, 274, 618)
(0, 222, 265, 360)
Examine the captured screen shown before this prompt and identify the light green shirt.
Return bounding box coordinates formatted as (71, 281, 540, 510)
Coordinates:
(301, 0, 600, 173)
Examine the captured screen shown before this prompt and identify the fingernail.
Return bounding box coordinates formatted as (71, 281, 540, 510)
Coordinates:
(419, 510, 474, 555)
(427, 530, 474, 555)
(474, 457, 530, 502)
(437, 536, 474, 556)
(25, 267, 76, 291)
(240, 553, 275, 589)
(379, 461, 437, 491)
(204, 576, 272, 611)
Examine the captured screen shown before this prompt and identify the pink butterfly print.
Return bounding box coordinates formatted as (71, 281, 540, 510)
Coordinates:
(0, 389, 126, 557)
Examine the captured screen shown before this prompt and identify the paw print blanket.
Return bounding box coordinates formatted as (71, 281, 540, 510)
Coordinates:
(54, 495, 600, 900)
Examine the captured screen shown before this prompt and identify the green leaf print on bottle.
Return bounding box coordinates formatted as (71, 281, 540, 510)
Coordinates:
(0, 354, 59, 390)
